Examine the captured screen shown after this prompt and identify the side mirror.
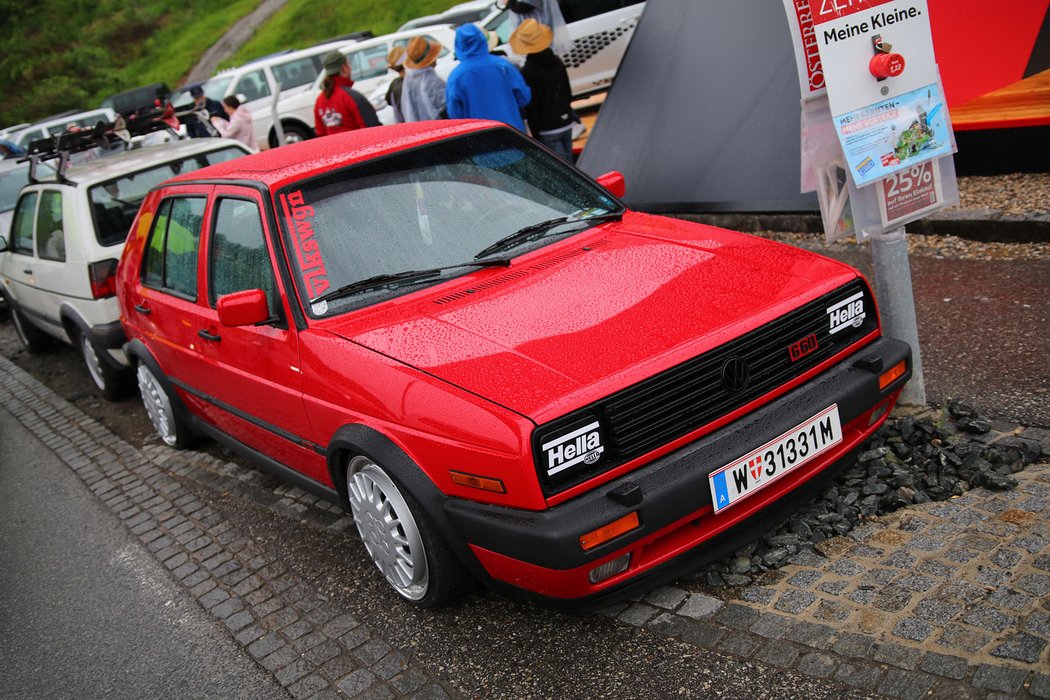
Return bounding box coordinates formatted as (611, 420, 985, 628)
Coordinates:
(217, 289, 270, 327)
(0, 235, 8, 253)
(596, 171, 626, 199)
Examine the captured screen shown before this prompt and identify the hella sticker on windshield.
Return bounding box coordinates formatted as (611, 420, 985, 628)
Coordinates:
(542, 420, 605, 478)
(827, 291, 865, 335)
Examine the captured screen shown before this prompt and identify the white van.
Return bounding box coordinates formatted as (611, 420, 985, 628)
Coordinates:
(173, 40, 358, 148)
(274, 26, 457, 139)
(483, 0, 646, 97)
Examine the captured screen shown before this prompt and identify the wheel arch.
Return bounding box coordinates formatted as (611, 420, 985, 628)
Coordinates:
(124, 339, 197, 427)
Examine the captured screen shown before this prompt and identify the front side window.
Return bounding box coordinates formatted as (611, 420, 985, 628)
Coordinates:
(89, 146, 247, 247)
(201, 76, 234, 103)
(347, 44, 392, 83)
(0, 163, 32, 214)
(141, 196, 206, 299)
(234, 69, 271, 102)
(10, 192, 37, 255)
(36, 191, 65, 262)
(277, 128, 621, 316)
(209, 198, 279, 316)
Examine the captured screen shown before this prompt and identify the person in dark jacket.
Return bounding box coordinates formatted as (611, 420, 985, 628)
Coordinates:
(446, 23, 530, 130)
(185, 84, 224, 138)
(385, 46, 407, 123)
(511, 19, 573, 161)
(314, 50, 380, 136)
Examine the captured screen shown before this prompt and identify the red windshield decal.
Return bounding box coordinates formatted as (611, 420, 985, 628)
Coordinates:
(280, 191, 330, 300)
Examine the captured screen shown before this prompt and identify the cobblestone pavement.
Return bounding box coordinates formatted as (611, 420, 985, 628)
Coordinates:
(0, 354, 457, 700)
(4, 347, 1049, 699)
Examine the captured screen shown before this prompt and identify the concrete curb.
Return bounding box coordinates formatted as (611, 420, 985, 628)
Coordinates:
(667, 210, 1050, 243)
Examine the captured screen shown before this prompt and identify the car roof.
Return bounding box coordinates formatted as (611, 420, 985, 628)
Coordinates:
(164, 120, 499, 190)
(44, 138, 250, 187)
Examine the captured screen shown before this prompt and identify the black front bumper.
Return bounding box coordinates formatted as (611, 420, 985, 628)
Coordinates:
(443, 336, 912, 602)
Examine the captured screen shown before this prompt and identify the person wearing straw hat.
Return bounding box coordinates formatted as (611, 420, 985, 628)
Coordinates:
(511, 19, 573, 161)
(446, 23, 530, 130)
(401, 36, 448, 122)
(385, 46, 408, 123)
(497, 0, 571, 54)
(313, 50, 377, 137)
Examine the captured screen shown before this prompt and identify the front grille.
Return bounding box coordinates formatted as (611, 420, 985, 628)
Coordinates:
(533, 280, 877, 495)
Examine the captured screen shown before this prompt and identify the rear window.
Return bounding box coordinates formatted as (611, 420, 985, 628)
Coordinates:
(88, 146, 246, 247)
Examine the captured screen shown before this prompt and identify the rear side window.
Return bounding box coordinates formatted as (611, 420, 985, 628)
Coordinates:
(142, 197, 206, 299)
(347, 44, 392, 83)
(36, 191, 66, 262)
(209, 198, 279, 316)
(272, 57, 318, 90)
(234, 69, 271, 102)
(10, 192, 37, 255)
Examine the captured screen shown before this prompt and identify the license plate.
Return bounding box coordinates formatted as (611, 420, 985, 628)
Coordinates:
(709, 405, 843, 514)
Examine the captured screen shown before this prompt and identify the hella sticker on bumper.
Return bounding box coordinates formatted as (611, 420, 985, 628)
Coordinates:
(542, 420, 604, 477)
(828, 291, 866, 335)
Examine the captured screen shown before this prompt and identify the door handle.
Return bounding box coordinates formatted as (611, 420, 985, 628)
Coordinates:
(198, 329, 221, 342)
(22, 268, 32, 275)
(134, 303, 151, 315)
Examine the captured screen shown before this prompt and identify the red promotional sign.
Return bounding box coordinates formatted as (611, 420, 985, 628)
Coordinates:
(879, 161, 942, 226)
(811, 0, 898, 25)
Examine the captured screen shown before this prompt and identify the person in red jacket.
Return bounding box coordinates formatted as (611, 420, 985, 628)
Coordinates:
(314, 51, 368, 137)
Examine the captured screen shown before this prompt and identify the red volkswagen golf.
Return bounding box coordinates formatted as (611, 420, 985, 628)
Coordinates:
(117, 121, 911, 608)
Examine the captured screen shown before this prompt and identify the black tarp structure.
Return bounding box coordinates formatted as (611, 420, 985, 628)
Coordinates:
(577, 0, 819, 213)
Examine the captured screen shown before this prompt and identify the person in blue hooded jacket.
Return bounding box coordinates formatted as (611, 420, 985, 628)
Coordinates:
(446, 23, 531, 130)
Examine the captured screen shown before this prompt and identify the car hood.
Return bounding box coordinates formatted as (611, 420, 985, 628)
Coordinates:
(322, 212, 861, 424)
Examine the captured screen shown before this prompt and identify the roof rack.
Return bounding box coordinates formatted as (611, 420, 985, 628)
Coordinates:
(20, 106, 205, 185)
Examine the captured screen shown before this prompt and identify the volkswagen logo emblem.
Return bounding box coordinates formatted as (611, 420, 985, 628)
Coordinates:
(721, 357, 750, 394)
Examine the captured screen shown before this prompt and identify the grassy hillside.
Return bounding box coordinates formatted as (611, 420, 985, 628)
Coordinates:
(0, 0, 464, 128)
(228, 0, 468, 67)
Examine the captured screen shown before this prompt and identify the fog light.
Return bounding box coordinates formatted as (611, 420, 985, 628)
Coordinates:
(588, 553, 631, 584)
(868, 399, 890, 426)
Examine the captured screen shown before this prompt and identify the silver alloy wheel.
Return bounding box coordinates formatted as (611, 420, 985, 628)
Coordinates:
(284, 131, 305, 144)
(137, 364, 177, 447)
(80, 333, 107, 391)
(346, 456, 429, 601)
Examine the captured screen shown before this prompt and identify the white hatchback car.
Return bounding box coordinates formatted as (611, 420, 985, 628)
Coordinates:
(0, 138, 251, 398)
(6, 108, 118, 150)
(274, 26, 457, 139)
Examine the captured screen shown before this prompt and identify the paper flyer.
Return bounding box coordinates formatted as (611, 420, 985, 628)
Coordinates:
(834, 81, 952, 187)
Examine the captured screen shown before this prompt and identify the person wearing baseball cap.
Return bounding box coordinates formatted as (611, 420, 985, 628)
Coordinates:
(314, 50, 378, 137)
(511, 19, 573, 160)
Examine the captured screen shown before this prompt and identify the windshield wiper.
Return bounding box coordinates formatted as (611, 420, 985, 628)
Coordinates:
(310, 257, 512, 306)
(473, 210, 624, 261)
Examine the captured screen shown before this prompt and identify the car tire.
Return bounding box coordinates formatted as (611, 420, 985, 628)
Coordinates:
(79, 331, 129, 401)
(346, 455, 474, 607)
(10, 307, 51, 353)
(270, 123, 312, 148)
(136, 362, 196, 449)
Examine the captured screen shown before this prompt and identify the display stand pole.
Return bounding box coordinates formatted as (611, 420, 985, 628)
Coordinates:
(869, 227, 926, 405)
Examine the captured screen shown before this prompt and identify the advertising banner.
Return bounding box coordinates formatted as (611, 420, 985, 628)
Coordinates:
(812, 0, 953, 186)
(782, 0, 826, 98)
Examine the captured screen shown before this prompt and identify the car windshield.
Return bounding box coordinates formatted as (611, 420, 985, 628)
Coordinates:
(201, 76, 233, 102)
(277, 128, 622, 317)
(89, 146, 246, 246)
(0, 161, 55, 212)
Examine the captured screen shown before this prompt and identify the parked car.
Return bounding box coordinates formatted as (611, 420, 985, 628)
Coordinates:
(100, 83, 173, 118)
(0, 157, 54, 238)
(115, 120, 911, 608)
(482, 0, 646, 97)
(6, 108, 118, 149)
(398, 0, 495, 31)
(171, 40, 356, 148)
(273, 26, 456, 138)
(0, 138, 252, 399)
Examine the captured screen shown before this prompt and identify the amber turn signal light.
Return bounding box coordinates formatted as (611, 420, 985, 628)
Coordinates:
(579, 512, 640, 551)
(879, 360, 907, 390)
(449, 470, 506, 494)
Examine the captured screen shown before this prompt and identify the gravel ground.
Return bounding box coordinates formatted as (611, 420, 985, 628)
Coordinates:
(956, 173, 1050, 215)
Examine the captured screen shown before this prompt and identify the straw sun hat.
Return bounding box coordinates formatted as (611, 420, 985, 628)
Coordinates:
(405, 36, 442, 69)
(509, 18, 553, 55)
(387, 45, 407, 70)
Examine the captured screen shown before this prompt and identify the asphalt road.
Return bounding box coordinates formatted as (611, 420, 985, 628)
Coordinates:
(0, 406, 289, 700)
